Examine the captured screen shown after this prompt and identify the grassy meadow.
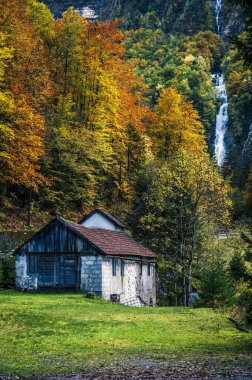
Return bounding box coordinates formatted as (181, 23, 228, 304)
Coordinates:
(0, 290, 251, 376)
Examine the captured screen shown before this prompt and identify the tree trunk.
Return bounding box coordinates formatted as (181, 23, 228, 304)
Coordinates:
(63, 51, 69, 95)
(187, 224, 196, 305)
(187, 261, 192, 306)
(117, 160, 122, 203)
(181, 243, 187, 306)
(174, 278, 178, 306)
(27, 189, 32, 227)
(127, 146, 130, 174)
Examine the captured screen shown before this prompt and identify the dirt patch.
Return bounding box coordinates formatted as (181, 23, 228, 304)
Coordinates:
(1, 358, 252, 380)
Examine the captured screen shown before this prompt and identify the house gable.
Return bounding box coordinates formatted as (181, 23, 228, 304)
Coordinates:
(15, 217, 98, 256)
(79, 209, 126, 231)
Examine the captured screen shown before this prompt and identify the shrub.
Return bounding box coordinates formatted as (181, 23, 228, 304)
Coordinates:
(0, 256, 15, 287)
(85, 291, 99, 300)
(232, 281, 252, 324)
(0, 261, 3, 285)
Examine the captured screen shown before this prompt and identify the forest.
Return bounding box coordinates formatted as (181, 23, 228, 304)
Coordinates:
(0, 0, 251, 323)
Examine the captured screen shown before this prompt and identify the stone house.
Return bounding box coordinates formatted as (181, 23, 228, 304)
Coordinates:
(15, 209, 156, 306)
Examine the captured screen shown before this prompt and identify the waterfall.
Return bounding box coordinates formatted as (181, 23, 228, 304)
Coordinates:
(214, 0, 222, 35)
(80, 6, 98, 19)
(76, 1, 116, 20)
(213, 74, 229, 166)
(213, 0, 229, 167)
(48, 1, 108, 20)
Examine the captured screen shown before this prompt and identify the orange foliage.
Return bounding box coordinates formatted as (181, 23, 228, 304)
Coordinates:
(0, 1, 208, 205)
(0, 0, 51, 190)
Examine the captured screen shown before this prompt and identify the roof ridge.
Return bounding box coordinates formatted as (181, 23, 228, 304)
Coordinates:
(63, 219, 125, 234)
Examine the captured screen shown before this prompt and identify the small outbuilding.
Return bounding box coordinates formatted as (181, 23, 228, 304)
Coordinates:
(15, 209, 156, 306)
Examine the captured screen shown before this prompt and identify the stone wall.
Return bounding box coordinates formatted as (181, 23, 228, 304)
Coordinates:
(15, 254, 38, 290)
(16, 251, 156, 304)
(80, 255, 102, 295)
(102, 257, 156, 306)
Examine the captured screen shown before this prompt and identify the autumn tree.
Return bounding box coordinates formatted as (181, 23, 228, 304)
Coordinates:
(152, 87, 206, 159)
(0, 0, 50, 194)
(35, 10, 153, 212)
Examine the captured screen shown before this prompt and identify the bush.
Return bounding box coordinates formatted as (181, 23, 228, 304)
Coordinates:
(0, 256, 15, 287)
(85, 291, 101, 300)
(157, 293, 175, 306)
(231, 281, 252, 324)
(0, 261, 3, 285)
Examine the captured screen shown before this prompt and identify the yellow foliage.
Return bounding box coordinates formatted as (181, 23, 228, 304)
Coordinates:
(153, 87, 206, 159)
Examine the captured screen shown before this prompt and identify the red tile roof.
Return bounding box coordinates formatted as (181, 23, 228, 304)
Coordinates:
(63, 219, 156, 259)
(79, 208, 127, 229)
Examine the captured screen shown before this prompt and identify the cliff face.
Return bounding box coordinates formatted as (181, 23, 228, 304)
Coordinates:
(43, 0, 106, 18)
(112, 0, 215, 35)
(44, 0, 242, 38)
(221, 2, 244, 39)
(113, 0, 244, 37)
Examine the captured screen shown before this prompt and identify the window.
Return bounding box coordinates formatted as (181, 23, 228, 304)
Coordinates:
(139, 261, 143, 276)
(112, 258, 117, 276)
(147, 263, 151, 276)
(121, 260, 125, 276)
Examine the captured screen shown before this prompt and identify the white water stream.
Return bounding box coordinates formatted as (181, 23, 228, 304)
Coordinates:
(80, 6, 98, 19)
(213, 74, 229, 166)
(213, 0, 229, 166)
(214, 0, 222, 35)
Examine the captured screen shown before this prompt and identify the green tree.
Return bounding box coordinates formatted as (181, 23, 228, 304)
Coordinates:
(244, 167, 252, 216)
(222, 46, 252, 189)
(227, 0, 252, 68)
(229, 251, 248, 282)
(199, 260, 235, 306)
(125, 29, 219, 136)
(129, 150, 231, 306)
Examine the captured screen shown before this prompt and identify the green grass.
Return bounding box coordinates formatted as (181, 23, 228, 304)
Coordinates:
(0, 290, 251, 376)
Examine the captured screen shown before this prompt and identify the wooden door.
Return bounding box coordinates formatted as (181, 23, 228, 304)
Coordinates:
(28, 254, 60, 287)
(60, 255, 78, 288)
(28, 253, 78, 289)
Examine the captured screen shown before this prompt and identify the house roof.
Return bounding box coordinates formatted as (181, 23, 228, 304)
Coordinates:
(63, 219, 156, 258)
(14, 215, 156, 259)
(78, 208, 127, 229)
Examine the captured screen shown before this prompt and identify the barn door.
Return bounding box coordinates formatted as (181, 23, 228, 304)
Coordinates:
(31, 254, 60, 287)
(60, 255, 78, 288)
(28, 253, 78, 289)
